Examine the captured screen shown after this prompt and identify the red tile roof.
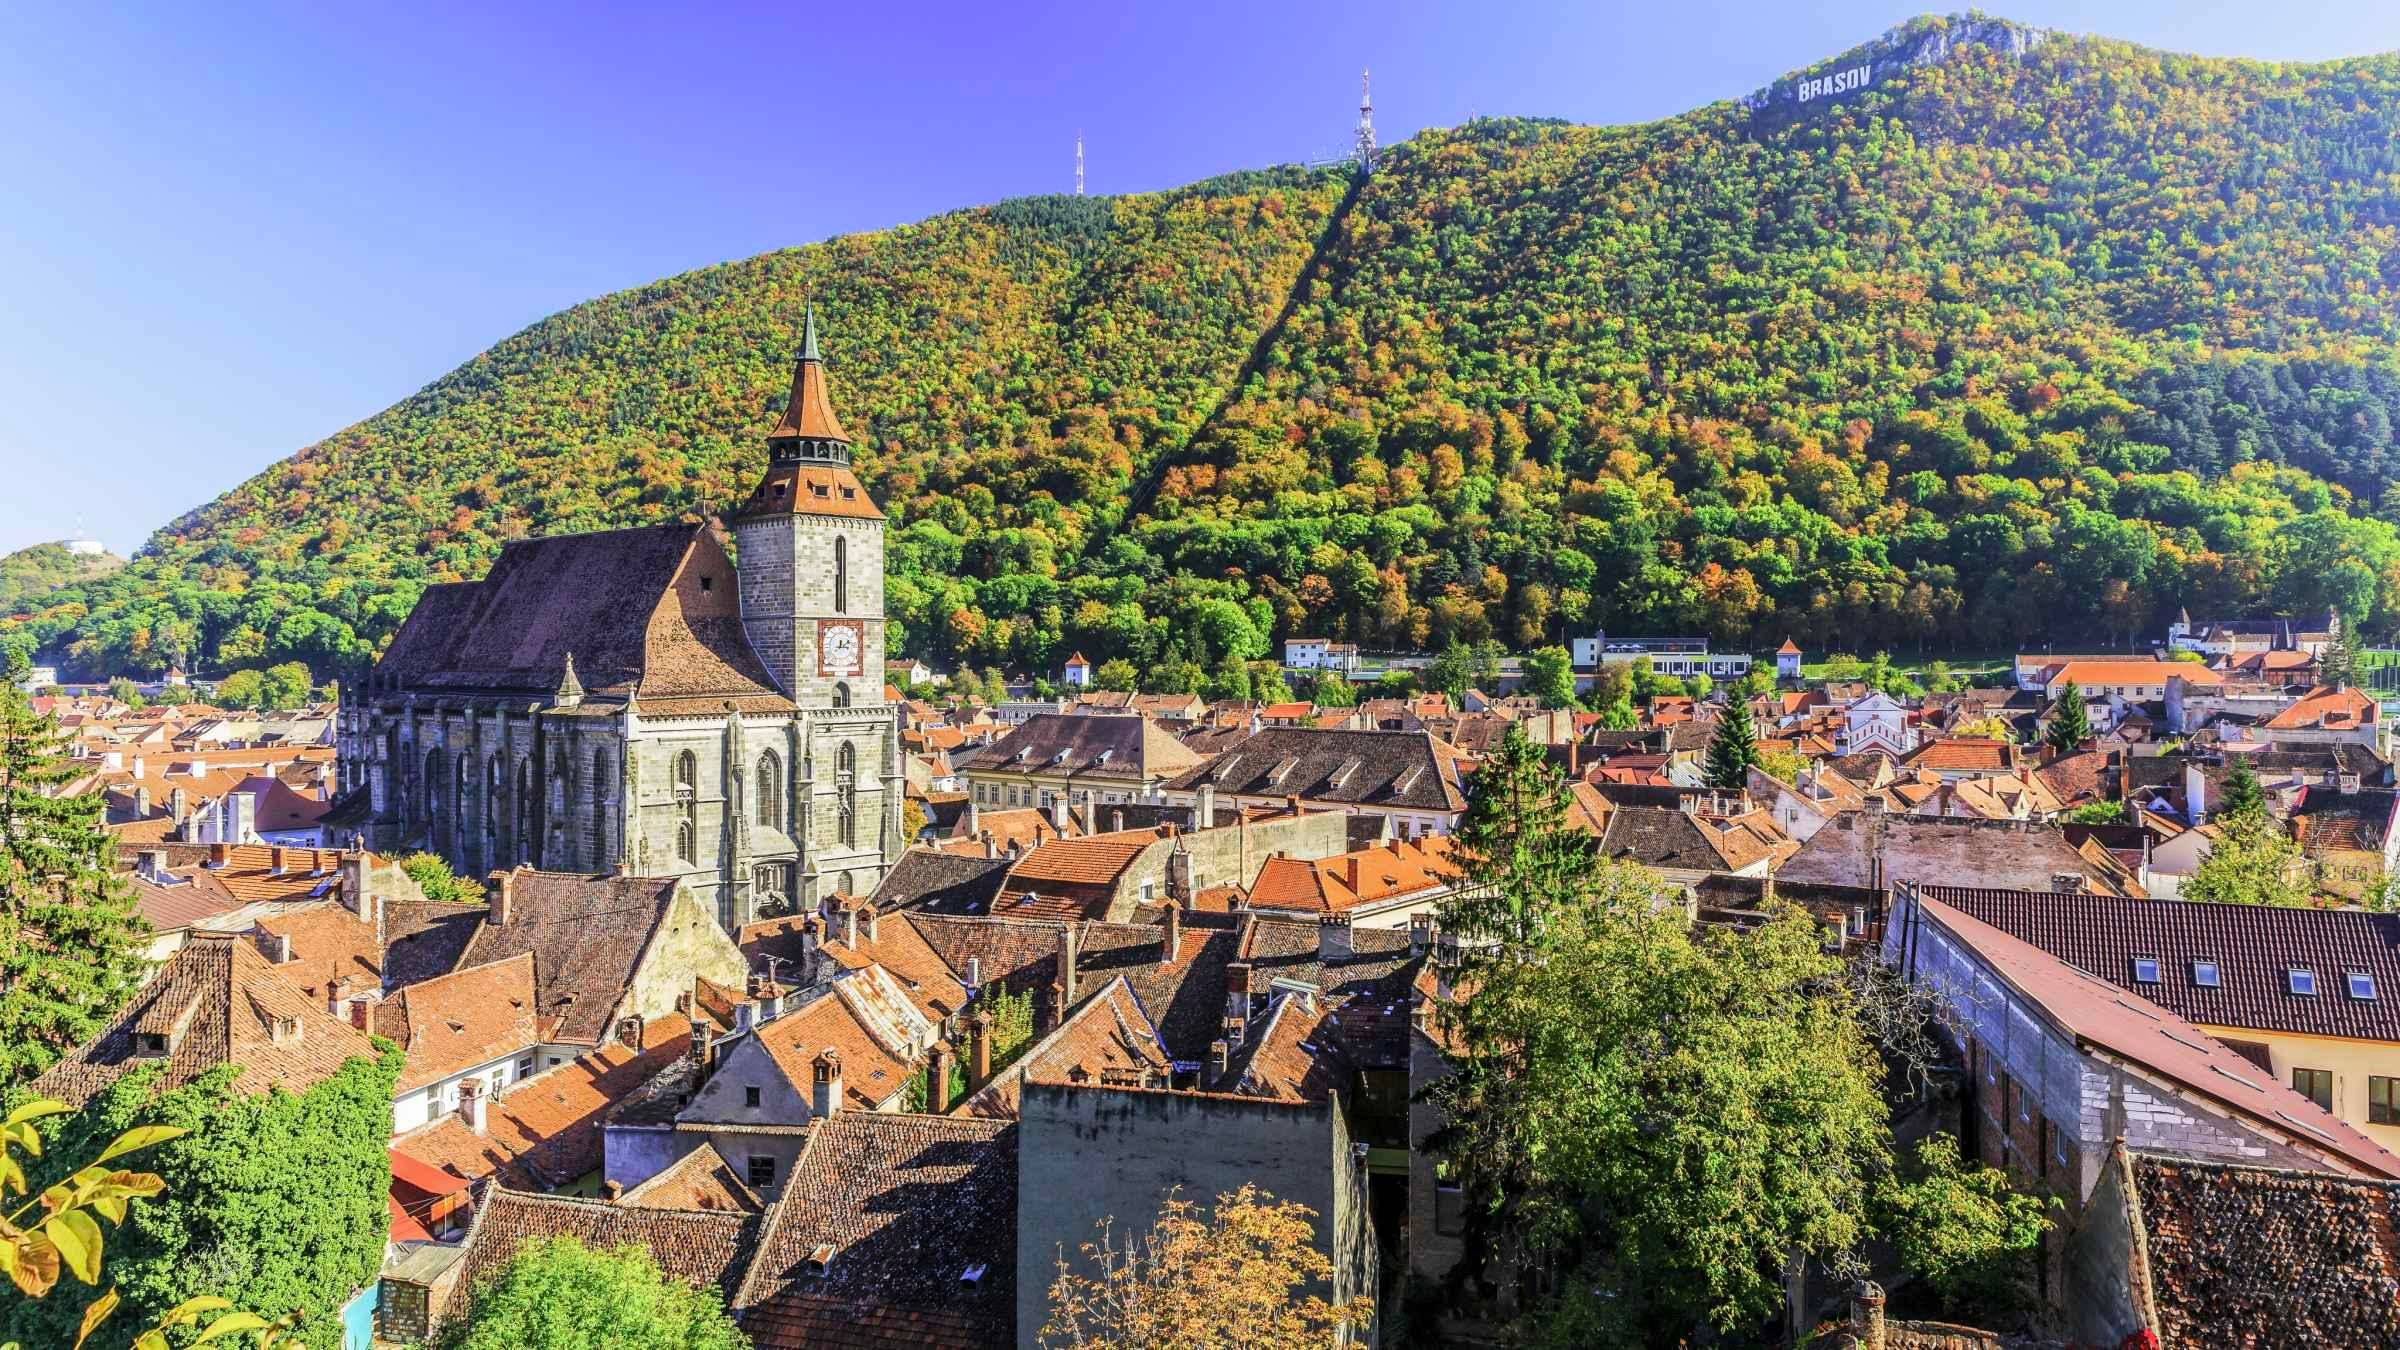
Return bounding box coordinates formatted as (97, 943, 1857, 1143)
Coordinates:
(377, 953, 544, 1093)
(1909, 894, 2400, 1179)
(2264, 685, 2377, 731)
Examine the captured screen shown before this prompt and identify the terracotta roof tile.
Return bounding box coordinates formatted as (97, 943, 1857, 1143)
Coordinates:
(377, 953, 544, 1093)
(2128, 1154, 2400, 1344)
(454, 1188, 758, 1302)
(619, 1140, 764, 1215)
(956, 977, 1170, 1117)
(737, 1113, 1016, 1350)
(32, 936, 381, 1107)
(391, 1014, 693, 1190)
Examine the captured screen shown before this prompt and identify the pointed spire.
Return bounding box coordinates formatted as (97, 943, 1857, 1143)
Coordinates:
(768, 305, 851, 455)
(555, 652, 585, 708)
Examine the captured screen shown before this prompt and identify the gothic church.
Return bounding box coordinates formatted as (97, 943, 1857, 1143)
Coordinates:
(334, 312, 900, 928)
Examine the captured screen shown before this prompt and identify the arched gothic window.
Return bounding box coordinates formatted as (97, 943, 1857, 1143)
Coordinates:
(674, 751, 697, 796)
(836, 743, 857, 849)
(676, 819, 696, 864)
(832, 683, 851, 709)
(591, 747, 614, 867)
(423, 749, 446, 845)
(757, 751, 782, 828)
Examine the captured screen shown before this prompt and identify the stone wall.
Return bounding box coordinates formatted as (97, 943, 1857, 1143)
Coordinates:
(2064, 1147, 2155, 1346)
(1015, 1083, 1374, 1347)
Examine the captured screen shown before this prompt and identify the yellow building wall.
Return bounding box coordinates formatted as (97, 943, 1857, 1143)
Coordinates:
(2197, 1021, 2400, 1152)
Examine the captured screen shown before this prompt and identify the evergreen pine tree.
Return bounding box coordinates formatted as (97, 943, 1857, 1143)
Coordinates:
(2045, 681, 2093, 754)
(1439, 724, 1594, 950)
(0, 651, 149, 1087)
(2320, 627, 2357, 691)
(2215, 754, 2266, 822)
(1703, 695, 1760, 790)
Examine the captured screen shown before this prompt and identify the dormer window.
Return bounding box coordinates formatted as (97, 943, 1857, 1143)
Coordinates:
(805, 1243, 837, 1275)
(2289, 968, 2319, 996)
(2191, 960, 2221, 988)
(2131, 957, 2160, 985)
(2349, 971, 2378, 1001)
(135, 1032, 171, 1058)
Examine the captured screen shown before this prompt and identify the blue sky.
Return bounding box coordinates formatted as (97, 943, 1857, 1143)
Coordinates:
(4, 1, 2398, 557)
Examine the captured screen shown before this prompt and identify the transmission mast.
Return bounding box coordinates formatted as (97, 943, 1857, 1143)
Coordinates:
(1354, 69, 1377, 175)
(1075, 131, 1085, 196)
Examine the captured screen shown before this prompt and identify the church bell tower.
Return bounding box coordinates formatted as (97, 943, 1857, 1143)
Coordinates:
(732, 308, 887, 705)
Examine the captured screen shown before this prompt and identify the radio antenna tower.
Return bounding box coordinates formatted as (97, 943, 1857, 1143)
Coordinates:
(1354, 69, 1377, 175)
(1075, 131, 1085, 196)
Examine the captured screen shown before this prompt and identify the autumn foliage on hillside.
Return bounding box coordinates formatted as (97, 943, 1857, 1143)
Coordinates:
(13, 16, 2400, 683)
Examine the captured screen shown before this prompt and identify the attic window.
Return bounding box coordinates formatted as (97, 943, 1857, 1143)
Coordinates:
(2131, 957, 2160, 985)
(2191, 960, 2221, 988)
(2289, 968, 2319, 997)
(806, 1243, 837, 1274)
(960, 1263, 988, 1286)
(700, 575, 713, 592)
(134, 1032, 171, 1058)
(2350, 972, 2378, 1001)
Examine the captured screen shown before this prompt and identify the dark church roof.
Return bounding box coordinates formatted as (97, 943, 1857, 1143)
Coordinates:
(371, 522, 787, 713)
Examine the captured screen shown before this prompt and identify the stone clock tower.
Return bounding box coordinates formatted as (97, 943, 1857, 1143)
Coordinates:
(730, 309, 903, 902)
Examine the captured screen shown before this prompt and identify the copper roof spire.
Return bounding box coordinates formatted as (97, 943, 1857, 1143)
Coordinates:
(768, 305, 851, 456)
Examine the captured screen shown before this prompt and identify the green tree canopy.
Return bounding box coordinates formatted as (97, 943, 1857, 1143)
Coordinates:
(0, 653, 148, 1088)
(1702, 695, 1760, 790)
(2045, 681, 2094, 754)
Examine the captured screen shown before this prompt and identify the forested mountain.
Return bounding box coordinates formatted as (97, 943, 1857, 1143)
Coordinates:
(12, 13, 2400, 684)
(0, 543, 123, 618)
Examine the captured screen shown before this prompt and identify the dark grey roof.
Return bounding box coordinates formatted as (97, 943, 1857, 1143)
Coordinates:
(1778, 815, 2128, 894)
(452, 871, 682, 1045)
(869, 849, 1011, 916)
(1163, 727, 1463, 812)
(953, 713, 1190, 781)
(381, 900, 486, 989)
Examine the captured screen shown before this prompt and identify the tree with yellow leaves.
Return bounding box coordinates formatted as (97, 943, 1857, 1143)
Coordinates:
(1039, 1184, 1374, 1349)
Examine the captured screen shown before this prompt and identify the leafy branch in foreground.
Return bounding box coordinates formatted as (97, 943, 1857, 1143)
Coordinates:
(0, 1098, 297, 1350)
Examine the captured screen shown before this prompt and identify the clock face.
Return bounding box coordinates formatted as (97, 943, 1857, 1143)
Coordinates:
(819, 621, 863, 677)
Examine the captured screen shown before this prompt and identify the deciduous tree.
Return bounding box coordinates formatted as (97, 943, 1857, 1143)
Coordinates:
(437, 1237, 747, 1350)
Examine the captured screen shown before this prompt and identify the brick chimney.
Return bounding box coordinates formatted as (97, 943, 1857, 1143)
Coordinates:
(262, 929, 292, 964)
(1162, 904, 1182, 966)
(271, 846, 290, 876)
(1224, 961, 1251, 1022)
(1044, 980, 1068, 1030)
(349, 997, 372, 1031)
(926, 1040, 955, 1113)
(208, 842, 231, 867)
(1848, 1281, 1886, 1350)
(968, 1009, 992, 1084)
(842, 904, 860, 949)
(1060, 923, 1081, 1004)
(458, 1076, 488, 1134)
(811, 1050, 843, 1119)
(488, 868, 516, 927)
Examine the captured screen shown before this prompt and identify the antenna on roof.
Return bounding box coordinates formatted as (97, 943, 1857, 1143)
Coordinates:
(1075, 131, 1085, 197)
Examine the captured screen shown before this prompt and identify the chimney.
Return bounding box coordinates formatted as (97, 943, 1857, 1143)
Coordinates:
(1210, 1038, 1231, 1079)
(134, 785, 151, 818)
(135, 849, 172, 885)
(343, 853, 377, 926)
(1060, 923, 1081, 1004)
(810, 1050, 843, 1119)
(1225, 961, 1252, 1022)
(1044, 980, 1068, 1030)
(926, 1040, 955, 1114)
(2184, 760, 2208, 823)
(1849, 1281, 1887, 1350)
(262, 929, 292, 964)
(1197, 781, 1217, 827)
(982, 831, 998, 860)
(488, 869, 515, 927)
(1408, 913, 1436, 957)
(169, 786, 189, 825)
(1110, 808, 1125, 833)
(842, 904, 860, 949)
(457, 1076, 487, 1134)
(1162, 904, 1182, 965)
(1050, 792, 1071, 832)
(348, 997, 371, 1031)
(1318, 912, 1354, 962)
(231, 791, 256, 844)
(964, 955, 982, 991)
(208, 842, 231, 867)
(1166, 842, 1194, 902)
(969, 1009, 992, 1084)
(863, 906, 879, 944)
(271, 846, 290, 875)
(965, 798, 981, 838)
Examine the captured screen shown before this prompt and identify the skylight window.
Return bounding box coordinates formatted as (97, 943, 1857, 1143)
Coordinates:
(2289, 968, 2319, 996)
(2131, 957, 2160, 984)
(2191, 960, 2221, 988)
(2350, 971, 2378, 1001)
